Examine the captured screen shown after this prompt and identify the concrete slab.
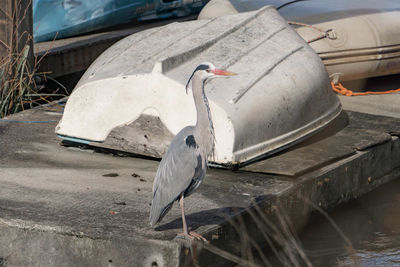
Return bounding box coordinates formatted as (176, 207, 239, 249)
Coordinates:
(242, 112, 395, 176)
(339, 94, 400, 119)
(0, 102, 399, 266)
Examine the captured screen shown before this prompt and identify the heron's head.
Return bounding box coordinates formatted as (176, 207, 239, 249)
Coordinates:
(185, 62, 236, 93)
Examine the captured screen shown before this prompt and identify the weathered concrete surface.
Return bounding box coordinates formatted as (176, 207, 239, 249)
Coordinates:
(0, 101, 399, 266)
(339, 94, 400, 119)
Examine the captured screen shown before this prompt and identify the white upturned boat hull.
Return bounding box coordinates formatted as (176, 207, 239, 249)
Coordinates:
(56, 7, 341, 165)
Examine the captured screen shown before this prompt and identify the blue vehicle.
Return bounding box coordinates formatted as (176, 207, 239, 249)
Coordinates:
(33, 0, 207, 42)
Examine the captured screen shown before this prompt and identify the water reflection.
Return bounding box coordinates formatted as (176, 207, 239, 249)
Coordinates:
(300, 178, 400, 266)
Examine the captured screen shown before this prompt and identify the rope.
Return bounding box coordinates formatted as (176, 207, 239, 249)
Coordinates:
(331, 82, 400, 96)
(288, 21, 336, 43)
(288, 21, 325, 34)
(277, 0, 308, 10)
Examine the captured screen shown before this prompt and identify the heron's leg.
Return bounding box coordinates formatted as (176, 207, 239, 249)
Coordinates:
(179, 193, 189, 236)
(177, 194, 208, 242)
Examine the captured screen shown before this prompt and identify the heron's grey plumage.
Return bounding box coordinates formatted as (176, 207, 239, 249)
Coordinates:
(149, 126, 204, 225)
(149, 63, 234, 229)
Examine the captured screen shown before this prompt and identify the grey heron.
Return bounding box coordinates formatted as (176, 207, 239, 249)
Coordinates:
(149, 62, 236, 241)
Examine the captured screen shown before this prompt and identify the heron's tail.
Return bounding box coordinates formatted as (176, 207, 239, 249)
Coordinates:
(149, 200, 159, 227)
(149, 198, 174, 227)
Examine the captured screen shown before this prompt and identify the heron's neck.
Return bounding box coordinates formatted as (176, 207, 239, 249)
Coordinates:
(192, 75, 215, 158)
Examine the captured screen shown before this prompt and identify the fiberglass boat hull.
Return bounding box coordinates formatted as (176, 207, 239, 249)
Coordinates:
(55, 7, 341, 165)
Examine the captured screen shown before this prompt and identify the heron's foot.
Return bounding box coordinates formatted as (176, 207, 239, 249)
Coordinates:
(189, 231, 208, 242)
(176, 231, 208, 242)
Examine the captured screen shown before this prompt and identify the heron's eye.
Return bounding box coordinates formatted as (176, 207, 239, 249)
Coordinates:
(206, 69, 211, 73)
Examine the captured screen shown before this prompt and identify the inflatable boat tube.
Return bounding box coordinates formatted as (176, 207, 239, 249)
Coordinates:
(198, 0, 400, 82)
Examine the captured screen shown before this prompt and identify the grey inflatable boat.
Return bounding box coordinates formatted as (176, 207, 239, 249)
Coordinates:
(199, 0, 400, 82)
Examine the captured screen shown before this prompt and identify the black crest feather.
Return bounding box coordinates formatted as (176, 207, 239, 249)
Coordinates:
(185, 64, 210, 93)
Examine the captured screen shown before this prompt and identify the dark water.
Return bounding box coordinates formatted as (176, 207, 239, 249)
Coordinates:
(300, 178, 400, 266)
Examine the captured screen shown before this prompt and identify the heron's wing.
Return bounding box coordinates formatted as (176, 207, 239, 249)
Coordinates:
(149, 127, 204, 226)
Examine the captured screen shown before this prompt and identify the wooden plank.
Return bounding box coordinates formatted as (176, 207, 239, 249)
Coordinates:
(241, 111, 393, 177)
(346, 111, 400, 136)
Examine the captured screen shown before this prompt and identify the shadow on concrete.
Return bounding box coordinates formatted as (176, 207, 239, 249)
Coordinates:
(155, 207, 245, 231)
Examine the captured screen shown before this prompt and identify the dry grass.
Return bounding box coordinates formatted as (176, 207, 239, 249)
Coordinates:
(0, 0, 66, 118)
(193, 198, 359, 267)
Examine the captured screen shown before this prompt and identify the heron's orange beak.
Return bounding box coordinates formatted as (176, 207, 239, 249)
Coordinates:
(212, 69, 237, 76)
